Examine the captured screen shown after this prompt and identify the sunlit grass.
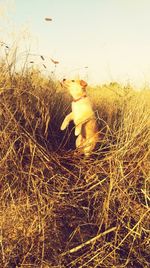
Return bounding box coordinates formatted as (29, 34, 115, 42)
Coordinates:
(0, 45, 150, 268)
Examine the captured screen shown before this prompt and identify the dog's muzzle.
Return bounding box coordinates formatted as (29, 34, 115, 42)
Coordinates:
(60, 78, 66, 87)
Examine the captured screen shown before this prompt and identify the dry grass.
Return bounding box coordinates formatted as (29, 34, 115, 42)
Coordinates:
(0, 50, 150, 268)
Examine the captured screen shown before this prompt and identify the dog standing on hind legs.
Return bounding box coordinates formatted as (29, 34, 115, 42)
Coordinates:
(60, 79, 99, 156)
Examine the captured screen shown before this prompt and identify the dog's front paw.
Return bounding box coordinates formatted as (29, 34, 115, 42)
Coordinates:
(60, 121, 67, 130)
(60, 124, 65, 130)
(75, 125, 82, 136)
(75, 128, 79, 136)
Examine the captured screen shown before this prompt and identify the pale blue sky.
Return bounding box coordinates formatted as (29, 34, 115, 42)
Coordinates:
(1, 0, 150, 86)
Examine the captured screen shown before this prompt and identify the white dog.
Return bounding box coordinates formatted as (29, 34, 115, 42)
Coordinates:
(60, 79, 99, 156)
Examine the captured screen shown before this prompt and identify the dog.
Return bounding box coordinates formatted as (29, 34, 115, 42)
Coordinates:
(60, 79, 99, 156)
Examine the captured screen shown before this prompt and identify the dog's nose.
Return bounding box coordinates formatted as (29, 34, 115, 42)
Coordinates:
(60, 78, 66, 87)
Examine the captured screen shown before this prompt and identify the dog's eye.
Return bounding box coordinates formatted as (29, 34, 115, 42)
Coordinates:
(71, 80, 75, 82)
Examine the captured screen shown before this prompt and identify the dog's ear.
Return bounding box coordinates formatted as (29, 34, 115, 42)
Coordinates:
(80, 80, 87, 88)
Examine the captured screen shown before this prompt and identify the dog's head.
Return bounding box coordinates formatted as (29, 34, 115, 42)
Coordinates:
(61, 79, 88, 99)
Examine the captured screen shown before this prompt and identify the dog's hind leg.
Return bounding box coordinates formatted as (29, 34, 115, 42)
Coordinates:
(76, 134, 85, 148)
(83, 135, 97, 156)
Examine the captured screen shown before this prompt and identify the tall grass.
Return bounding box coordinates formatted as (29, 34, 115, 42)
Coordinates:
(0, 46, 149, 268)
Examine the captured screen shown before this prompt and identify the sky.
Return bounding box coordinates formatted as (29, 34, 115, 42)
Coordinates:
(0, 0, 150, 87)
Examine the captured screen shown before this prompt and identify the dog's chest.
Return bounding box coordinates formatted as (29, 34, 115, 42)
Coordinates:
(71, 98, 94, 124)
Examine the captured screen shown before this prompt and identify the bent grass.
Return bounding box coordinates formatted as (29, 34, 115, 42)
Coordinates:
(0, 46, 150, 268)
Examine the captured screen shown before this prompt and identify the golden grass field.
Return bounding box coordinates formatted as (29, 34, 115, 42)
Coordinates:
(0, 47, 150, 267)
